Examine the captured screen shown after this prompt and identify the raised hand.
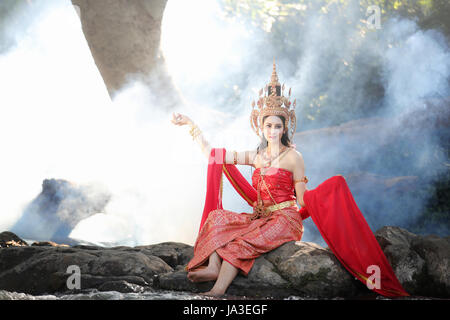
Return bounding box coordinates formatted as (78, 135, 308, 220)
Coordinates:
(171, 112, 193, 126)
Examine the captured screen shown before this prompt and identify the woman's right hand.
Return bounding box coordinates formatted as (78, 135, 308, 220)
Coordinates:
(171, 112, 193, 127)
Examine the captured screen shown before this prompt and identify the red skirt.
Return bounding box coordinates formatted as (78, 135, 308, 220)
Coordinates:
(186, 207, 304, 276)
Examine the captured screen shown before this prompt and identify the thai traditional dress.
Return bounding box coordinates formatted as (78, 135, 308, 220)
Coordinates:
(186, 148, 410, 298)
(187, 165, 303, 276)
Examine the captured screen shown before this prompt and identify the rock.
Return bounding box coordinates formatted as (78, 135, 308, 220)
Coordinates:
(0, 231, 28, 248)
(226, 257, 296, 298)
(155, 241, 365, 298)
(11, 179, 111, 244)
(135, 242, 194, 268)
(155, 256, 297, 298)
(32, 241, 69, 247)
(0, 228, 448, 298)
(375, 226, 419, 250)
(0, 242, 172, 295)
(97, 280, 147, 293)
(74, 274, 150, 293)
(381, 243, 426, 294)
(154, 269, 212, 294)
(157, 228, 449, 298)
(375, 226, 450, 298)
(410, 234, 450, 297)
(267, 242, 363, 298)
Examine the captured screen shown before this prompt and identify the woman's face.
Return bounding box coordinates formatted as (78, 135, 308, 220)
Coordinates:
(263, 116, 284, 144)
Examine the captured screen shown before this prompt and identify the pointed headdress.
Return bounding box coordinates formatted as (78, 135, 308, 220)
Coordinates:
(250, 59, 297, 140)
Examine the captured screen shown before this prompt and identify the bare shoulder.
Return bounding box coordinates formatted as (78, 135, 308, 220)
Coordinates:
(288, 147, 304, 161)
(287, 147, 305, 169)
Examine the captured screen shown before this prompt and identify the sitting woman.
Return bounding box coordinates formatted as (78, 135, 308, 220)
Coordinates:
(171, 62, 409, 298)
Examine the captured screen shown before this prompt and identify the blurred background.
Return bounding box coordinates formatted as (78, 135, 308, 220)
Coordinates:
(0, 0, 448, 247)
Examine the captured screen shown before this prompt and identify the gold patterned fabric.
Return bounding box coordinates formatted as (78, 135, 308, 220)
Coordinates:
(186, 167, 303, 276)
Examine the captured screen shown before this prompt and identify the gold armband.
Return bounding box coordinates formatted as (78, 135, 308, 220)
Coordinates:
(293, 176, 309, 184)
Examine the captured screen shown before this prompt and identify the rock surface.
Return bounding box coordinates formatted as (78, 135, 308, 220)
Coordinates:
(31, 241, 70, 247)
(0, 234, 173, 295)
(0, 231, 28, 248)
(11, 178, 111, 244)
(375, 226, 450, 298)
(155, 242, 367, 298)
(0, 227, 448, 298)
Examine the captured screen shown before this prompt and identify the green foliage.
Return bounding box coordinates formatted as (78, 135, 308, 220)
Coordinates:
(217, 0, 450, 130)
(218, 0, 310, 32)
(219, 0, 449, 34)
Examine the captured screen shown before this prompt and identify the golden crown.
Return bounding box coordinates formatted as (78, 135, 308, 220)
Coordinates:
(250, 59, 297, 140)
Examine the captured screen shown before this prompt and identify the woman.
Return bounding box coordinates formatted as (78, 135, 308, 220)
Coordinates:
(171, 62, 409, 298)
(173, 114, 305, 297)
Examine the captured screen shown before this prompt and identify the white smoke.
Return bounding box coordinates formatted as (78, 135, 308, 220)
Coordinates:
(0, 1, 110, 233)
(382, 18, 450, 113)
(281, 5, 450, 243)
(0, 0, 448, 248)
(0, 0, 259, 246)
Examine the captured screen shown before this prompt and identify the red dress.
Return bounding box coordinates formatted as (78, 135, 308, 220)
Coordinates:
(186, 148, 410, 297)
(186, 166, 303, 275)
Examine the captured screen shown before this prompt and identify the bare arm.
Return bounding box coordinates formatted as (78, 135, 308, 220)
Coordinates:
(171, 113, 212, 158)
(172, 113, 257, 164)
(224, 150, 257, 166)
(189, 123, 212, 159)
(293, 151, 308, 207)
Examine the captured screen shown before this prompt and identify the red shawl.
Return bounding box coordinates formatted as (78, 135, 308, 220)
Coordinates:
(199, 148, 409, 298)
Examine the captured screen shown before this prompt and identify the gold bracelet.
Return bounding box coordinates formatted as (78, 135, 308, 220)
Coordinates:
(189, 124, 201, 140)
(192, 128, 201, 140)
(233, 150, 237, 165)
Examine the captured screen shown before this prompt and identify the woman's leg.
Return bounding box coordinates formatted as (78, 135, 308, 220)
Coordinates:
(187, 251, 222, 282)
(201, 260, 239, 296)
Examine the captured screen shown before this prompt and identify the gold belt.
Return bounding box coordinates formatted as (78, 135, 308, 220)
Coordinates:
(267, 200, 304, 234)
(265, 200, 297, 212)
(251, 200, 298, 220)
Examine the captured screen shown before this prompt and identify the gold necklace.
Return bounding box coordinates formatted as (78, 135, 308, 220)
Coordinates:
(260, 146, 291, 176)
(262, 145, 287, 168)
